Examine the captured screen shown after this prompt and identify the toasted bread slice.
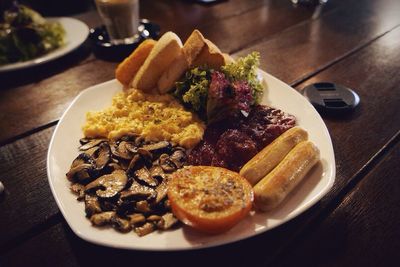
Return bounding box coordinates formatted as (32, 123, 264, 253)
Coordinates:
(115, 39, 156, 87)
(182, 29, 207, 66)
(182, 30, 225, 69)
(157, 30, 226, 93)
(157, 30, 205, 93)
(157, 53, 189, 94)
(192, 39, 225, 69)
(132, 32, 183, 92)
(223, 53, 235, 64)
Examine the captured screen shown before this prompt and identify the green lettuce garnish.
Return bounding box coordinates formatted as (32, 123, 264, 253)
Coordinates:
(173, 67, 211, 118)
(172, 52, 264, 122)
(221, 51, 263, 104)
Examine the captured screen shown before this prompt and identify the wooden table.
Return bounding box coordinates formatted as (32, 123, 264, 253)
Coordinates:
(1, 0, 399, 266)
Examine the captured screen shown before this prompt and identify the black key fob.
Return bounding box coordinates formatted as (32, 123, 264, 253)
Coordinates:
(302, 82, 360, 115)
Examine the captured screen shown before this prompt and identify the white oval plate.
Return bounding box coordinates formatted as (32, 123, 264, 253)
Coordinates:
(0, 17, 89, 72)
(47, 71, 335, 251)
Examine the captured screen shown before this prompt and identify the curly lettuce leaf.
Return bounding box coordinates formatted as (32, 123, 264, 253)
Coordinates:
(172, 52, 264, 123)
(221, 51, 263, 104)
(174, 67, 211, 116)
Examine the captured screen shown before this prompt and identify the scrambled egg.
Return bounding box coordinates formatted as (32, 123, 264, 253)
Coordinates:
(82, 89, 205, 148)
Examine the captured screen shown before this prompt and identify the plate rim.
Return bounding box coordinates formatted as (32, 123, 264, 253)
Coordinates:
(0, 17, 89, 72)
(47, 71, 335, 251)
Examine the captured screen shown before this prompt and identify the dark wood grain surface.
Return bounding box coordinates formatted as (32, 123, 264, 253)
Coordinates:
(236, 0, 400, 85)
(0, 127, 57, 246)
(277, 142, 400, 267)
(0, 0, 399, 266)
(0, 0, 341, 144)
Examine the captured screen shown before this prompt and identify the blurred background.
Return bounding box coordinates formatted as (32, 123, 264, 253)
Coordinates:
(1, 0, 94, 16)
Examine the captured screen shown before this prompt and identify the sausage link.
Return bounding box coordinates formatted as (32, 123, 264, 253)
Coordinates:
(240, 127, 308, 185)
(253, 141, 319, 211)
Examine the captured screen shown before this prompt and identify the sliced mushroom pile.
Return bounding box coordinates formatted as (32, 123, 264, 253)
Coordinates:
(67, 135, 186, 236)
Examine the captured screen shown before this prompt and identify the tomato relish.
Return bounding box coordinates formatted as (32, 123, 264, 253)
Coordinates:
(188, 105, 296, 171)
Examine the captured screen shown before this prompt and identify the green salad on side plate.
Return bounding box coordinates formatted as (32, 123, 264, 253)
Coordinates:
(0, 2, 65, 65)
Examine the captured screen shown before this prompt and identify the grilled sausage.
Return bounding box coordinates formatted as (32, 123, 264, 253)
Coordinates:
(240, 127, 308, 186)
(253, 141, 320, 211)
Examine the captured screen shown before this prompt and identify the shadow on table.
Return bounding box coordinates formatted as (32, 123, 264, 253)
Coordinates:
(60, 199, 322, 267)
(320, 102, 363, 122)
(20, 0, 93, 16)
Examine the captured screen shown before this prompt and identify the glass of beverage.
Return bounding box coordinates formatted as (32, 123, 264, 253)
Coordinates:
(95, 0, 140, 45)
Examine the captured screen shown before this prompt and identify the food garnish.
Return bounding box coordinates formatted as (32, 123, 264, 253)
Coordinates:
(173, 52, 263, 123)
(173, 67, 211, 116)
(206, 70, 254, 123)
(167, 166, 253, 234)
(0, 2, 65, 65)
(221, 51, 264, 105)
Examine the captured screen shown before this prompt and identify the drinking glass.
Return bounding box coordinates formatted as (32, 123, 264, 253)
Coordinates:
(95, 0, 140, 45)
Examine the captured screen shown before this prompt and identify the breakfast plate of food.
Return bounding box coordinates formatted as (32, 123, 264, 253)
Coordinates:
(47, 30, 335, 250)
(0, 3, 89, 72)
